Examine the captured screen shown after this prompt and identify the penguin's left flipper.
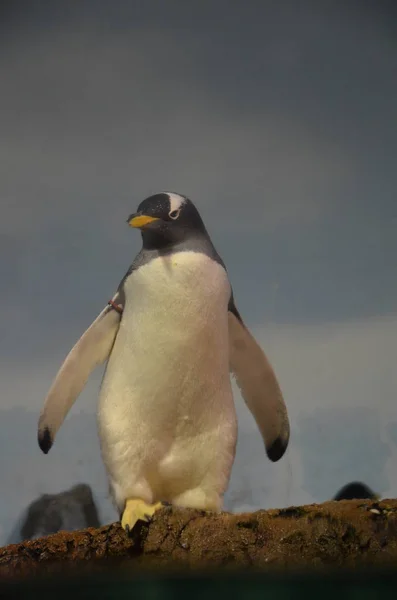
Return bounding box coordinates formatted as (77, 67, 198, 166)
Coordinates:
(228, 309, 290, 462)
(37, 292, 123, 454)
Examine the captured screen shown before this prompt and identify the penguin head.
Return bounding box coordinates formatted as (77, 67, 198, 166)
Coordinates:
(127, 192, 208, 249)
(333, 481, 379, 501)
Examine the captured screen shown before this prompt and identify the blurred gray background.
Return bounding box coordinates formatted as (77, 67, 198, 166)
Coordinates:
(1, 0, 397, 545)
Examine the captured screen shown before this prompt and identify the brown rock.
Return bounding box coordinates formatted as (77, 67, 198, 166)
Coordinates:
(1, 499, 397, 581)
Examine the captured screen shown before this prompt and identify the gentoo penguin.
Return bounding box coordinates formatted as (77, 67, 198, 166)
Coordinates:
(333, 482, 379, 501)
(38, 192, 290, 533)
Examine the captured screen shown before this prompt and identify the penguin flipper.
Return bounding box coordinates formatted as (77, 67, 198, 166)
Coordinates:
(228, 310, 290, 462)
(37, 294, 123, 454)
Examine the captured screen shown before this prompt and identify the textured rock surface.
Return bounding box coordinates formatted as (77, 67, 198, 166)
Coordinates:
(1, 499, 397, 581)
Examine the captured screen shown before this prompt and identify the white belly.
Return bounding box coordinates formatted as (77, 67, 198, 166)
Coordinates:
(97, 252, 237, 511)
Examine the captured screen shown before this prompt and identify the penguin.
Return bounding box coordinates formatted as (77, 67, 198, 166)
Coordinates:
(333, 482, 379, 501)
(38, 192, 290, 533)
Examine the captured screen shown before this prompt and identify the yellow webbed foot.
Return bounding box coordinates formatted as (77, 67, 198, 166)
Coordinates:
(121, 498, 164, 534)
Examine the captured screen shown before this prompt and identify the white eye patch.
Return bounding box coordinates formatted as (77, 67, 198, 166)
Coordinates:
(166, 192, 186, 213)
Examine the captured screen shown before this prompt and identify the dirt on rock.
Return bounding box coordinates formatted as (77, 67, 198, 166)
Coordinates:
(1, 499, 397, 581)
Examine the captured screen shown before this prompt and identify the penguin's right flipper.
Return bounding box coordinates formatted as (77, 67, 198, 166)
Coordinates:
(228, 309, 290, 462)
(37, 292, 123, 454)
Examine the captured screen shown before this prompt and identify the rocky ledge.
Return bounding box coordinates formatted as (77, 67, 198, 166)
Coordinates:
(1, 499, 397, 581)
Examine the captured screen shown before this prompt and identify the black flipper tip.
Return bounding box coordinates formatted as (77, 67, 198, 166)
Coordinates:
(38, 427, 53, 454)
(267, 435, 288, 462)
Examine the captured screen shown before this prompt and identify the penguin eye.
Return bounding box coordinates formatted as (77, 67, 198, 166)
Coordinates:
(169, 209, 181, 220)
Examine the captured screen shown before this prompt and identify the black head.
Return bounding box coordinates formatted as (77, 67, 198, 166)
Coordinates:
(333, 481, 378, 501)
(127, 192, 208, 250)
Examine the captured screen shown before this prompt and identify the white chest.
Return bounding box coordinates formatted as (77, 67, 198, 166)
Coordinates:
(102, 251, 232, 393)
(126, 251, 229, 312)
(97, 251, 237, 502)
